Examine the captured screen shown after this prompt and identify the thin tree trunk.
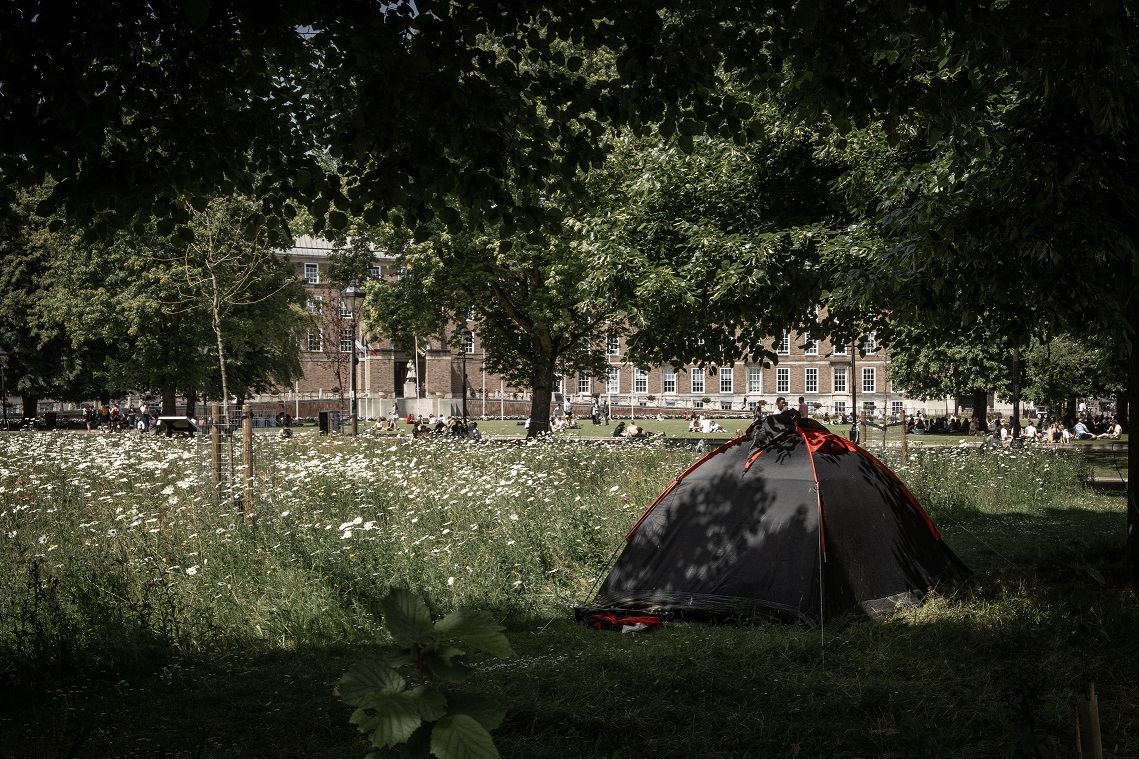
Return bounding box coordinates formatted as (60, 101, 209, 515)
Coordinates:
(20, 394, 40, 420)
(1127, 292, 1139, 577)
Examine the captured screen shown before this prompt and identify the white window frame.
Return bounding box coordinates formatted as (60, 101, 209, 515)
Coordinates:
(804, 335, 818, 356)
(834, 400, 847, 416)
(606, 367, 620, 394)
(864, 332, 877, 353)
(719, 367, 733, 394)
(662, 368, 677, 394)
(306, 331, 322, 352)
(461, 331, 475, 354)
(304, 263, 319, 284)
(690, 368, 705, 395)
(747, 368, 762, 393)
(634, 368, 648, 394)
(606, 333, 620, 356)
(339, 298, 353, 319)
(340, 328, 354, 353)
(578, 371, 591, 395)
(776, 367, 790, 394)
(862, 366, 876, 394)
(805, 368, 818, 394)
(832, 342, 848, 355)
(777, 332, 791, 355)
(891, 400, 904, 417)
(307, 295, 323, 315)
(833, 367, 847, 393)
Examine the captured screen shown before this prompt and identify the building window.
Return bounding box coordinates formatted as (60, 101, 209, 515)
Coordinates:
(339, 298, 352, 319)
(748, 368, 762, 393)
(306, 331, 322, 352)
(691, 368, 705, 394)
(304, 263, 319, 284)
(891, 400, 904, 417)
(832, 342, 847, 355)
(863, 401, 877, 416)
(634, 368, 648, 394)
(606, 333, 620, 356)
(578, 371, 591, 394)
(834, 400, 847, 416)
(340, 328, 354, 353)
(662, 368, 677, 394)
(461, 331, 475, 354)
(720, 401, 732, 410)
(864, 332, 877, 353)
(862, 367, 876, 393)
(805, 368, 818, 394)
(776, 368, 790, 394)
(777, 332, 790, 355)
(554, 371, 564, 395)
(606, 367, 620, 394)
(396, 267, 407, 281)
(307, 295, 323, 315)
(833, 367, 847, 393)
(369, 265, 381, 279)
(719, 367, 733, 394)
(804, 335, 818, 356)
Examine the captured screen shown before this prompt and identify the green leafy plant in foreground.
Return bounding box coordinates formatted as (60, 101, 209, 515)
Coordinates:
(337, 589, 514, 759)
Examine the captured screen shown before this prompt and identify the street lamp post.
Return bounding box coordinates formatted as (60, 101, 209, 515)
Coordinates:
(0, 346, 7, 431)
(459, 328, 471, 423)
(342, 281, 366, 436)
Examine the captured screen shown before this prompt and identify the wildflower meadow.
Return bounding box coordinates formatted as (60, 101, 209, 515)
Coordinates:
(2, 431, 1136, 758)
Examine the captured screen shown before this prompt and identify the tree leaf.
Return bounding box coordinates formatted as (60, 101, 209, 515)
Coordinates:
(368, 690, 424, 748)
(412, 685, 448, 721)
(337, 660, 406, 707)
(430, 714, 501, 759)
(433, 609, 514, 658)
(382, 588, 434, 646)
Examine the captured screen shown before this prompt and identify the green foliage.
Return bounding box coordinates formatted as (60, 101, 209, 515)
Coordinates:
(337, 589, 512, 759)
(1024, 335, 1122, 414)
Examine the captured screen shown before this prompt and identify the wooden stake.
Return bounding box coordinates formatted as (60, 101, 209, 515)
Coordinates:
(1077, 682, 1103, 759)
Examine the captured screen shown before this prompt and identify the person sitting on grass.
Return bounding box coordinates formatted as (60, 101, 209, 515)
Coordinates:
(611, 421, 626, 438)
(1096, 419, 1123, 439)
(1072, 419, 1094, 440)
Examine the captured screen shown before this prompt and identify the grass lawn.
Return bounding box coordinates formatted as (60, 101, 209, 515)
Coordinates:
(1, 432, 1135, 757)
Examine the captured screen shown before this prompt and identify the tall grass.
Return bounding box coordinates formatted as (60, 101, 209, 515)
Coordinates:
(0, 431, 695, 683)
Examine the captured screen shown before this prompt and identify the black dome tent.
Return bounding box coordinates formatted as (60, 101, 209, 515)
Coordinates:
(586, 413, 969, 625)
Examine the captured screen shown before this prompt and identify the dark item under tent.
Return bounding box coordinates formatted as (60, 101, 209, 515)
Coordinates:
(587, 412, 970, 625)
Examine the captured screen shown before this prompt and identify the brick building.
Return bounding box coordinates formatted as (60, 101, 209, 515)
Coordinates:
(274, 236, 915, 421)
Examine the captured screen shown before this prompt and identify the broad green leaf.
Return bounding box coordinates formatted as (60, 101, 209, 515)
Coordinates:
(337, 660, 406, 707)
(382, 588, 434, 646)
(434, 610, 515, 658)
(405, 724, 433, 759)
(447, 693, 507, 732)
(430, 714, 501, 759)
(368, 690, 424, 748)
(412, 685, 448, 721)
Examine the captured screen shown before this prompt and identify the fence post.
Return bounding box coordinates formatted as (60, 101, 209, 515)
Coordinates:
(242, 402, 253, 525)
(211, 403, 222, 488)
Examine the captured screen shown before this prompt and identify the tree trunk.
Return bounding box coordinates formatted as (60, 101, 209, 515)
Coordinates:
(186, 389, 198, 420)
(526, 359, 557, 438)
(20, 394, 40, 420)
(1127, 293, 1139, 578)
(1010, 345, 1022, 438)
(971, 390, 987, 433)
(1117, 388, 1129, 432)
(162, 386, 177, 416)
